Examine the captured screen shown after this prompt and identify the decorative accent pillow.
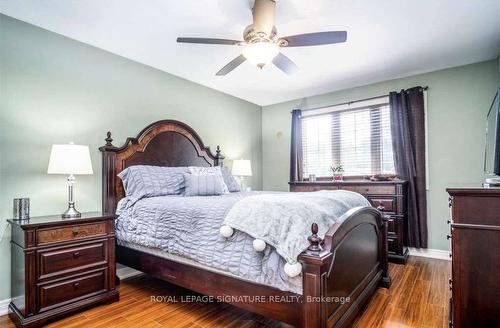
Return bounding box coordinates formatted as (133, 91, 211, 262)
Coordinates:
(188, 166, 229, 193)
(118, 165, 188, 202)
(221, 166, 241, 192)
(183, 173, 225, 196)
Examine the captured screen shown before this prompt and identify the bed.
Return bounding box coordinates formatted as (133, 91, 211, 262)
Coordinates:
(99, 119, 390, 328)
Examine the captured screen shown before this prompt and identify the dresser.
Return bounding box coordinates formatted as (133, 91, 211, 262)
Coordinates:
(290, 180, 409, 263)
(447, 187, 500, 328)
(8, 212, 118, 328)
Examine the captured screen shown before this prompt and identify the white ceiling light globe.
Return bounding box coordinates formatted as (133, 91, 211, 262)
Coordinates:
(243, 41, 279, 68)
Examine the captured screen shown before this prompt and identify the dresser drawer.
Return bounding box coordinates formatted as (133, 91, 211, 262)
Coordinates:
(38, 269, 107, 312)
(37, 222, 107, 246)
(367, 196, 397, 213)
(290, 185, 339, 192)
(387, 216, 396, 236)
(340, 185, 396, 195)
(388, 237, 398, 254)
(37, 241, 108, 280)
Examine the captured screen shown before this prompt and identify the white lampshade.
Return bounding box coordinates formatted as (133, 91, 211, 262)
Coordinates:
(232, 159, 252, 177)
(47, 144, 93, 175)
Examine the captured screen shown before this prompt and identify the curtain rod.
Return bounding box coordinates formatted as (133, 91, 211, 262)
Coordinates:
(297, 86, 428, 113)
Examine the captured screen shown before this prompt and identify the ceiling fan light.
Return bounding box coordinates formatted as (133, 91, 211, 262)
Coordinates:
(242, 41, 279, 67)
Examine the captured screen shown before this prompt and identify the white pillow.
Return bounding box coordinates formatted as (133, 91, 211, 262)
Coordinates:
(188, 166, 229, 193)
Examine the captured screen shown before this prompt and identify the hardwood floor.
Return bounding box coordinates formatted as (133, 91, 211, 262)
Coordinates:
(0, 256, 450, 328)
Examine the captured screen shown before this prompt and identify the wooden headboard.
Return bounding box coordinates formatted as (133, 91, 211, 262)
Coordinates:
(99, 120, 224, 214)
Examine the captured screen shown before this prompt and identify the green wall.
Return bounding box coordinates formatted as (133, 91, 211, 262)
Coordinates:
(498, 54, 500, 85)
(0, 15, 262, 301)
(262, 60, 499, 252)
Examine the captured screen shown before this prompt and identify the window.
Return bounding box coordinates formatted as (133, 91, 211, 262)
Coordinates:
(301, 103, 395, 177)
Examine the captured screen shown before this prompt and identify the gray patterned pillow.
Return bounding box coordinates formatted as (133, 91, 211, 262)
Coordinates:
(118, 165, 188, 203)
(188, 166, 229, 193)
(184, 173, 225, 196)
(221, 166, 241, 192)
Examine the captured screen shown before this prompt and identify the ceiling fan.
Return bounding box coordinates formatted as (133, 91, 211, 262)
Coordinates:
(177, 0, 347, 76)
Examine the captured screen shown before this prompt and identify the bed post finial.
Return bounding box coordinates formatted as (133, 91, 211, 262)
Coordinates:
(307, 223, 322, 252)
(105, 131, 114, 147)
(215, 145, 225, 166)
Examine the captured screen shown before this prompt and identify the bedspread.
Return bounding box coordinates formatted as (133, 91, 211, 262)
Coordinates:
(116, 192, 303, 293)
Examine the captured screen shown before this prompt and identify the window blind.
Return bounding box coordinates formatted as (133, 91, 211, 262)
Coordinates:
(301, 104, 395, 177)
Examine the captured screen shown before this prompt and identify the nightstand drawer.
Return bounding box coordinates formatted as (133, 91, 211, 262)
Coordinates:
(38, 269, 107, 313)
(38, 241, 108, 280)
(340, 185, 396, 195)
(37, 222, 107, 246)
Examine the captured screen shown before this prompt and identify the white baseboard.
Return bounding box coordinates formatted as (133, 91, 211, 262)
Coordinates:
(0, 297, 10, 316)
(116, 266, 143, 280)
(409, 247, 451, 261)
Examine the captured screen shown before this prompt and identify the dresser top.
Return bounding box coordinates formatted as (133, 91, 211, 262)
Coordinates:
(447, 184, 500, 196)
(7, 211, 115, 228)
(289, 179, 407, 185)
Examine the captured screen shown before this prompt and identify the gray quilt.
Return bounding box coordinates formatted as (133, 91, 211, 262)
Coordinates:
(223, 190, 371, 264)
(116, 190, 370, 294)
(116, 192, 303, 293)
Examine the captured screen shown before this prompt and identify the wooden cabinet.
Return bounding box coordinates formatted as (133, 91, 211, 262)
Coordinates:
(447, 187, 500, 328)
(290, 180, 408, 263)
(8, 212, 118, 328)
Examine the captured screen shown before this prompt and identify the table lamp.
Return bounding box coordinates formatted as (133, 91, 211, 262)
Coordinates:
(232, 159, 252, 191)
(47, 144, 93, 218)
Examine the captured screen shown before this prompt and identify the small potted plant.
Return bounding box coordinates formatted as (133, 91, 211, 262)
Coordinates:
(330, 163, 344, 181)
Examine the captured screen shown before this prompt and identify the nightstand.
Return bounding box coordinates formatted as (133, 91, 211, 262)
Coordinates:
(8, 212, 119, 328)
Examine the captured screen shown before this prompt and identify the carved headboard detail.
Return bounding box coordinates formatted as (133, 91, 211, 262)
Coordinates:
(99, 120, 224, 214)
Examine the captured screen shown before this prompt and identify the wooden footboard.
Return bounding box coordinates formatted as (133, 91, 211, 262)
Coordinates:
(299, 206, 390, 328)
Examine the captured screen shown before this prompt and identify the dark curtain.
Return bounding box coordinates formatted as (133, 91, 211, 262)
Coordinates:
(389, 87, 428, 248)
(290, 109, 303, 182)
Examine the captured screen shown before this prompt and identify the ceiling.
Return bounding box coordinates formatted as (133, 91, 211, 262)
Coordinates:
(1, 0, 499, 106)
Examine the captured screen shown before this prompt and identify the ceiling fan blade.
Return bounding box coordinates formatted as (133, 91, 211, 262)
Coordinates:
(177, 37, 242, 45)
(281, 31, 347, 47)
(272, 52, 299, 75)
(252, 0, 276, 34)
(216, 55, 247, 76)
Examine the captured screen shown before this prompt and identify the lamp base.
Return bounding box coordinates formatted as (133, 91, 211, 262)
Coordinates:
(62, 203, 81, 219)
(238, 176, 245, 191)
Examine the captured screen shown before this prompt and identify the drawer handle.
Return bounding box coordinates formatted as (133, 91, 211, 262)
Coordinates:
(73, 252, 80, 258)
(72, 228, 79, 236)
(377, 204, 386, 212)
(73, 282, 80, 289)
